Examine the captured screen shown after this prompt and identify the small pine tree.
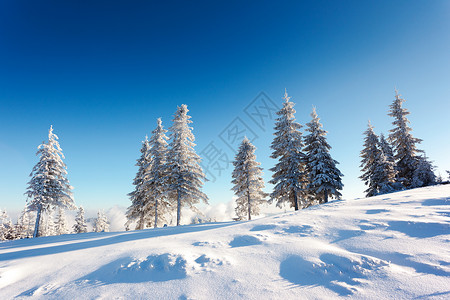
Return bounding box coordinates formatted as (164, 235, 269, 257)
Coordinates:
(0, 210, 15, 241)
(54, 207, 69, 235)
(388, 90, 423, 188)
(304, 107, 343, 204)
(165, 105, 208, 226)
(231, 137, 268, 221)
(15, 208, 35, 239)
(126, 136, 151, 230)
(25, 126, 76, 238)
(143, 118, 171, 228)
(94, 210, 109, 232)
(360, 122, 398, 197)
(411, 154, 436, 188)
(73, 206, 88, 233)
(270, 90, 308, 210)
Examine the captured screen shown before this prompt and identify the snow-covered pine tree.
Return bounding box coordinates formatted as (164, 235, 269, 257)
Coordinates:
(304, 107, 343, 204)
(360, 122, 381, 197)
(143, 118, 171, 228)
(166, 105, 208, 226)
(388, 90, 423, 188)
(54, 207, 69, 235)
(372, 151, 398, 195)
(360, 122, 398, 197)
(411, 154, 436, 188)
(73, 206, 88, 233)
(126, 136, 151, 230)
(93, 210, 109, 232)
(0, 209, 15, 241)
(270, 90, 308, 210)
(15, 208, 35, 239)
(25, 126, 76, 237)
(231, 137, 268, 220)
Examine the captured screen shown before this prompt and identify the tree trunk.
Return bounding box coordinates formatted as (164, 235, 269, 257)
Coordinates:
(154, 198, 158, 228)
(246, 174, 251, 221)
(324, 190, 328, 203)
(138, 211, 145, 230)
(293, 189, 299, 211)
(176, 190, 181, 226)
(247, 191, 251, 221)
(33, 205, 42, 238)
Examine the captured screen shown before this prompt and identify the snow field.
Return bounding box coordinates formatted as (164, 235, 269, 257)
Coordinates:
(0, 185, 449, 299)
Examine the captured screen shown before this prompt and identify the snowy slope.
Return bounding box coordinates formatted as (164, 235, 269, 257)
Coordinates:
(1, 185, 449, 299)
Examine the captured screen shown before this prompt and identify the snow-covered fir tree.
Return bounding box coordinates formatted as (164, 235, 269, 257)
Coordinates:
(411, 154, 436, 188)
(25, 126, 76, 237)
(231, 137, 268, 220)
(270, 90, 308, 210)
(54, 207, 69, 235)
(94, 210, 109, 232)
(0, 210, 15, 241)
(360, 122, 398, 197)
(126, 136, 151, 230)
(388, 90, 423, 188)
(73, 206, 88, 233)
(304, 107, 343, 204)
(15, 208, 35, 239)
(143, 118, 171, 228)
(165, 105, 208, 226)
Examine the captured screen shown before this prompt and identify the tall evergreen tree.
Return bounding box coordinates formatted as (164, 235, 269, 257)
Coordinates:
(73, 206, 88, 233)
(54, 207, 69, 235)
(143, 118, 171, 228)
(270, 90, 308, 210)
(388, 90, 423, 188)
(166, 105, 208, 226)
(94, 210, 109, 232)
(25, 126, 76, 237)
(231, 137, 268, 220)
(126, 136, 151, 230)
(304, 107, 343, 204)
(360, 122, 397, 197)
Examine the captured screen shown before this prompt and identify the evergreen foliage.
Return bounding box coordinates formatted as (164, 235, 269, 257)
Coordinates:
(143, 118, 171, 228)
(165, 105, 208, 225)
(388, 90, 423, 188)
(360, 122, 398, 197)
(304, 107, 343, 204)
(411, 154, 436, 188)
(231, 137, 268, 220)
(73, 206, 88, 233)
(270, 90, 308, 210)
(94, 210, 109, 232)
(126, 136, 151, 230)
(25, 126, 75, 237)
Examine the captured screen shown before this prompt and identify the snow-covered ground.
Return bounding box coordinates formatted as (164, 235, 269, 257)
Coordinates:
(1, 185, 449, 299)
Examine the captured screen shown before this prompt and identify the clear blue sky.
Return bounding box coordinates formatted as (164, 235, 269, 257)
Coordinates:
(1, 1, 449, 212)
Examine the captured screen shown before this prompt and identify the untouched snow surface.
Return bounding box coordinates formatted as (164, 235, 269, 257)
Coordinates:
(1, 185, 449, 299)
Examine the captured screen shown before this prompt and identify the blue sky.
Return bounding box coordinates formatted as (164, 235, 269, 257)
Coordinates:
(1, 1, 449, 212)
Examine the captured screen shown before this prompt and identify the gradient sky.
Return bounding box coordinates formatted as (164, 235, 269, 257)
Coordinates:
(1, 1, 449, 213)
